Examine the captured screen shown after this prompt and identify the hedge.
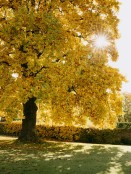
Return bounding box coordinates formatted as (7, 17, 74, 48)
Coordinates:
(0, 122, 131, 145)
(117, 122, 131, 129)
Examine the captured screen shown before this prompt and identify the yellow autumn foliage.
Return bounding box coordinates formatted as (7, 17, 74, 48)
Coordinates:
(0, 0, 126, 128)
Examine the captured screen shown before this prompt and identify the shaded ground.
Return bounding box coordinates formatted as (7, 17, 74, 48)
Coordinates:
(0, 136, 131, 174)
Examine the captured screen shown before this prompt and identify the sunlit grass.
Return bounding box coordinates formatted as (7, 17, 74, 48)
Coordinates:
(0, 136, 131, 174)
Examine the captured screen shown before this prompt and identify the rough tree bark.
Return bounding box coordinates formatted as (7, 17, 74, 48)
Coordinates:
(19, 97, 38, 142)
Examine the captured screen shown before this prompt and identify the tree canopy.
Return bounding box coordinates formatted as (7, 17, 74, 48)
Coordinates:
(0, 0, 126, 128)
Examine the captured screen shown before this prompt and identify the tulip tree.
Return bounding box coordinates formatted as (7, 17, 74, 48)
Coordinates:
(0, 0, 125, 141)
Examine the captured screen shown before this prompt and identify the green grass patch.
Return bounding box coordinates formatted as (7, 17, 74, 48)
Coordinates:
(0, 136, 131, 174)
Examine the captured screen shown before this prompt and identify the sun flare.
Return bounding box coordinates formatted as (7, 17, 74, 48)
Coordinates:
(92, 34, 110, 50)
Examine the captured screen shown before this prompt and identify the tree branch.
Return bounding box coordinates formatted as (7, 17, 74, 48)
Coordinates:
(30, 65, 49, 77)
(0, 61, 11, 66)
(21, 62, 48, 77)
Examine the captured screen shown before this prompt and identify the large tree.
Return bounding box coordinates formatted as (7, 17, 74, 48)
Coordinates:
(0, 0, 125, 141)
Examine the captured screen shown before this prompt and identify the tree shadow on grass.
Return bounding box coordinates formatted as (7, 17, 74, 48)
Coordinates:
(0, 137, 131, 174)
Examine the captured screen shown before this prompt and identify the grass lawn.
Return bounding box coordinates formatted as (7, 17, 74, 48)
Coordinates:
(0, 135, 131, 174)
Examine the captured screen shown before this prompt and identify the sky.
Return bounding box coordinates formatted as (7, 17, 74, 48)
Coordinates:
(111, 0, 131, 93)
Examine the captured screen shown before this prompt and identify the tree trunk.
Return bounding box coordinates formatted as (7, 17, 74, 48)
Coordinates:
(19, 97, 38, 142)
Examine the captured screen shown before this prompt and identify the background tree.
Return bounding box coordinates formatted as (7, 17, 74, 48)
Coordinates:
(120, 93, 131, 122)
(0, 0, 125, 141)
